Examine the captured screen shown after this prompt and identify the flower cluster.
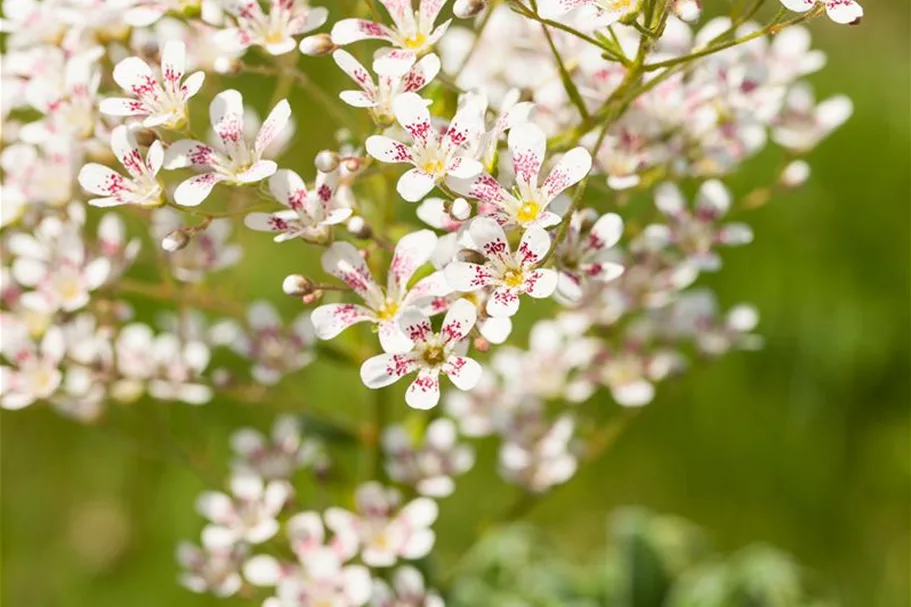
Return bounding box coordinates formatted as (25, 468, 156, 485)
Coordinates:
(0, 0, 861, 602)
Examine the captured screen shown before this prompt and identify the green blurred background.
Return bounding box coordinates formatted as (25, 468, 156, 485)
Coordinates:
(2, 3, 909, 606)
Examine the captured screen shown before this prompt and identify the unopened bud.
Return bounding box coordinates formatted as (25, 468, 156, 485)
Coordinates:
(302, 289, 323, 305)
(161, 230, 189, 252)
(454, 0, 488, 18)
(134, 128, 158, 148)
(780, 159, 810, 188)
(314, 149, 340, 172)
(346, 216, 372, 239)
(299, 33, 336, 56)
(456, 249, 485, 264)
(473, 336, 490, 352)
(671, 0, 701, 22)
(343, 156, 362, 173)
(450, 197, 471, 221)
(283, 274, 315, 297)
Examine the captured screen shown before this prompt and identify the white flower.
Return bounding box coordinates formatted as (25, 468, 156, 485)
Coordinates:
(360, 299, 482, 409)
(454, 121, 593, 229)
(78, 125, 165, 208)
(325, 483, 438, 567)
(499, 412, 578, 493)
(228, 301, 316, 385)
(444, 217, 558, 318)
(331, 0, 451, 58)
(125, 0, 224, 27)
(371, 566, 444, 607)
(772, 83, 853, 152)
(596, 345, 685, 407)
(153, 209, 242, 282)
(312, 231, 451, 353)
(0, 315, 64, 410)
(231, 415, 323, 480)
(537, 0, 641, 25)
(244, 168, 351, 242)
(334, 49, 441, 123)
(163, 89, 290, 206)
(216, 0, 329, 55)
(555, 209, 625, 303)
(366, 92, 484, 202)
(196, 474, 292, 544)
(778, 0, 863, 24)
(99, 41, 204, 129)
(383, 418, 475, 496)
(177, 527, 247, 597)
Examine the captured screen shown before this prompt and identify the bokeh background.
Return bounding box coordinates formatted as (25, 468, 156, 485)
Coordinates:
(2, 2, 909, 606)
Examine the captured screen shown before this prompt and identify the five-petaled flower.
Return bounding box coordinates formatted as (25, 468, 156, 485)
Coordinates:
(331, 0, 451, 59)
(445, 217, 559, 318)
(312, 231, 451, 353)
(78, 125, 165, 208)
(452, 121, 593, 228)
(360, 298, 482, 409)
(244, 168, 352, 242)
(216, 0, 329, 56)
(99, 41, 205, 129)
(163, 89, 290, 206)
(779, 0, 863, 24)
(366, 91, 484, 202)
(554, 210, 625, 303)
(537, 0, 642, 24)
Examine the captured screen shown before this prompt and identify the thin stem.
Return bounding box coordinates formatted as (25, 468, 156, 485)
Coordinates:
(540, 18, 591, 122)
(507, 0, 618, 55)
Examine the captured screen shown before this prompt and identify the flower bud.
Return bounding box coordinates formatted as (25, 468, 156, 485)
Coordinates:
(457, 249, 485, 264)
(299, 33, 336, 56)
(454, 0, 488, 18)
(283, 274, 315, 297)
(780, 159, 810, 188)
(302, 289, 323, 305)
(450, 197, 471, 221)
(343, 156, 362, 173)
(314, 149, 340, 172)
(473, 336, 490, 352)
(671, 0, 701, 22)
(346, 216, 373, 239)
(161, 230, 189, 252)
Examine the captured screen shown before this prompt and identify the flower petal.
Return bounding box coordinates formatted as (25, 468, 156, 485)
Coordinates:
(486, 286, 520, 317)
(444, 261, 494, 292)
(440, 298, 476, 345)
(508, 122, 546, 188)
(587, 212, 623, 251)
(515, 226, 551, 267)
(331, 18, 395, 45)
(541, 147, 592, 202)
(522, 268, 558, 298)
(365, 135, 414, 164)
(405, 369, 441, 409)
(360, 352, 419, 389)
(468, 216, 512, 266)
(388, 229, 437, 295)
(397, 168, 437, 203)
(321, 242, 381, 302)
(254, 99, 291, 157)
(173, 173, 227, 207)
(398, 306, 433, 344)
(393, 92, 434, 148)
(443, 355, 481, 390)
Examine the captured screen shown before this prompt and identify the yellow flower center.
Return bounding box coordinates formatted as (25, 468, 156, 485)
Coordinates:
(377, 301, 399, 322)
(421, 343, 446, 366)
(516, 200, 540, 224)
(421, 158, 445, 175)
(502, 269, 525, 288)
(403, 33, 427, 49)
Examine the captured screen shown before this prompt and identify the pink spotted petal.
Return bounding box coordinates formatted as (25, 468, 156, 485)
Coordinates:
(402, 53, 441, 92)
(397, 306, 434, 345)
(397, 168, 437, 203)
(515, 226, 552, 267)
(333, 49, 377, 93)
(444, 261, 494, 292)
(173, 172, 227, 207)
(330, 18, 395, 45)
(365, 135, 414, 164)
(378, 0, 412, 29)
(405, 369, 441, 410)
(110, 125, 147, 180)
(445, 156, 482, 180)
(98, 97, 146, 117)
(268, 169, 309, 212)
(254, 100, 291, 158)
(487, 286, 520, 317)
(78, 164, 129, 197)
(321, 241, 382, 302)
(402, 270, 453, 306)
(586, 213, 623, 252)
(442, 355, 482, 391)
(210, 89, 247, 159)
(378, 319, 413, 354)
(393, 92, 434, 148)
(508, 122, 546, 188)
(453, 172, 512, 208)
(522, 268, 558, 298)
(360, 352, 419, 389)
(164, 139, 216, 169)
(541, 147, 592, 203)
(440, 298, 476, 345)
(311, 303, 373, 340)
(824, 0, 863, 23)
(443, 95, 484, 153)
(388, 229, 437, 295)
(467, 216, 512, 267)
(112, 56, 159, 101)
(160, 40, 186, 88)
(373, 48, 417, 78)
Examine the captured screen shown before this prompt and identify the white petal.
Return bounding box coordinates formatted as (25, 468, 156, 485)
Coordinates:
(443, 355, 481, 390)
(440, 298, 476, 344)
(388, 229, 437, 294)
(522, 268, 558, 298)
(330, 18, 394, 45)
(587, 213, 623, 251)
(173, 173, 226, 207)
(406, 369, 441, 409)
(311, 303, 373, 340)
(360, 352, 418, 388)
(444, 261, 494, 292)
(467, 216, 511, 265)
(254, 100, 291, 157)
(515, 226, 551, 267)
(365, 135, 414, 164)
(486, 286, 520, 317)
(398, 306, 434, 344)
(541, 146, 592, 202)
(508, 122, 546, 187)
(397, 168, 437, 203)
(321, 241, 381, 301)
(393, 92, 434, 148)
(243, 555, 281, 586)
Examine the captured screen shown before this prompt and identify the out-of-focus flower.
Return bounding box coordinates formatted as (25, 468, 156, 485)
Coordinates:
(216, 0, 329, 56)
(331, 0, 451, 59)
(500, 411, 577, 492)
(325, 482, 438, 567)
(177, 527, 247, 597)
(99, 41, 204, 129)
(312, 231, 451, 353)
(231, 415, 324, 480)
(383, 418, 475, 496)
(153, 209, 243, 282)
(227, 301, 315, 385)
(366, 92, 484, 202)
(537, 0, 641, 24)
(164, 90, 290, 206)
(0, 316, 64, 410)
(371, 566, 444, 607)
(360, 299, 481, 409)
(444, 217, 558, 318)
(555, 209, 625, 303)
(197, 474, 292, 544)
(772, 83, 853, 152)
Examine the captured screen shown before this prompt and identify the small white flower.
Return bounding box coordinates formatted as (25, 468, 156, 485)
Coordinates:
(537, 0, 641, 25)
(778, 0, 863, 24)
(228, 301, 316, 385)
(164, 89, 290, 206)
(196, 474, 292, 544)
(0, 315, 64, 410)
(153, 209, 242, 282)
(78, 125, 165, 208)
(371, 566, 444, 607)
(312, 230, 450, 353)
(444, 217, 558, 318)
(177, 527, 247, 597)
(555, 209, 625, 303)
(383, 418, 475, 497)
(360, 299, 482, 410)
(231, 415, 323, 480)
(99, 41, 204, 129)
(499, 412, 578, 493)
(366, 92, 484, 202)
(324, 482, 438, 567)
(331, 0, 452, 58)
(216, 0, 329, 56)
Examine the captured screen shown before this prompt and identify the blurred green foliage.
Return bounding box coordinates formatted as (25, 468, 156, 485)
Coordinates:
(2, 3, 909, 607)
